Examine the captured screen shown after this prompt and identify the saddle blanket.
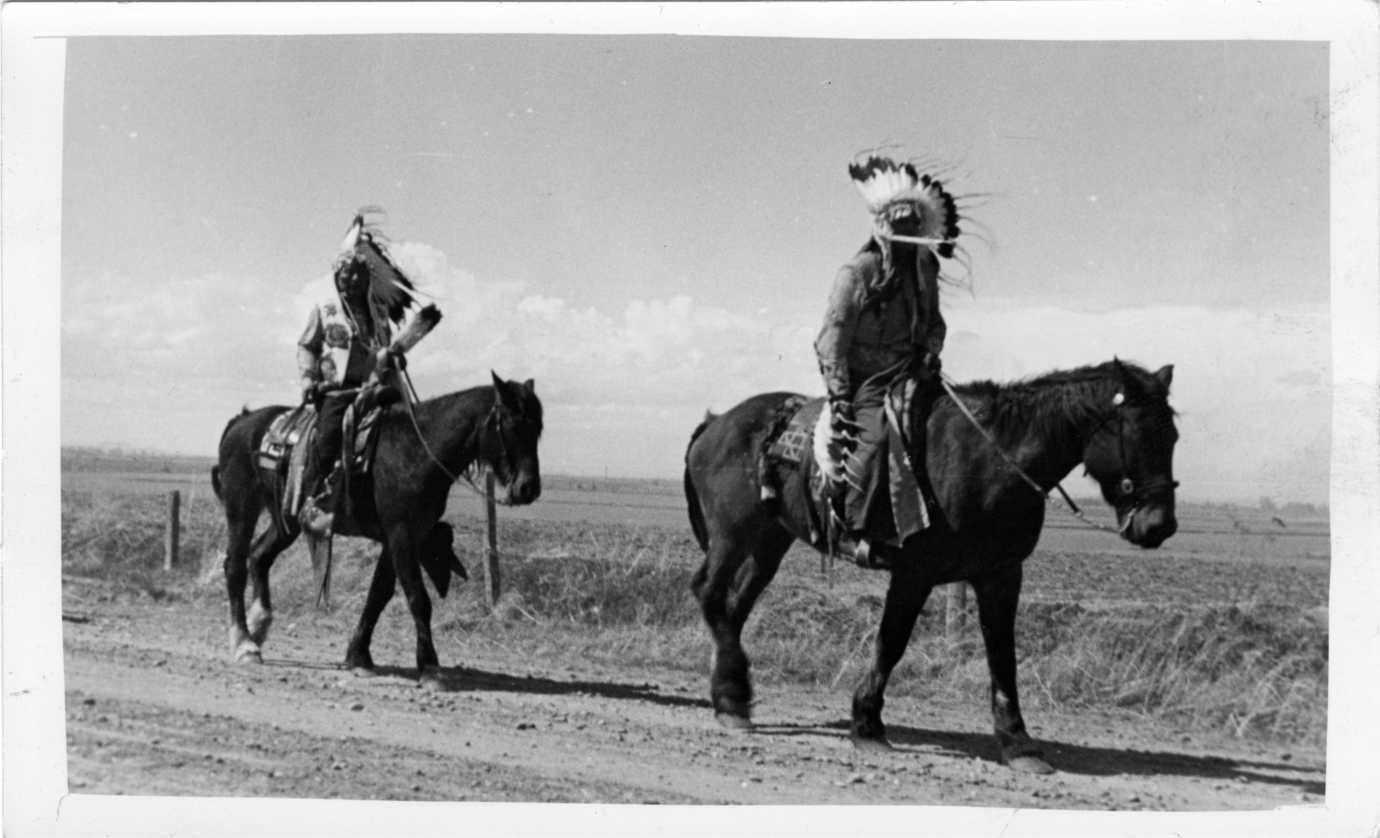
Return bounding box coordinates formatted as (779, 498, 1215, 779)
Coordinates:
(257, 402, 386, 522)
(764, 382, 928, 546)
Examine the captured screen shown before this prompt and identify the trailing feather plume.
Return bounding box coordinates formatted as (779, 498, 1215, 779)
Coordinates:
(848, 155, 962, 258)
(334, 206, 421, 328)
(813, 402, 863, 490)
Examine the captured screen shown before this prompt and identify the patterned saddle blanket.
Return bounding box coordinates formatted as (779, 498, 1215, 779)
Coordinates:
(257, 399, 387, 523)
(764, 395, 819, 466)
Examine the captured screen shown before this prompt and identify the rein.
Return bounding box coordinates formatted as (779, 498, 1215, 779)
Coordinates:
(938, 376, 1136, 536)
(396, 368, 499, 498)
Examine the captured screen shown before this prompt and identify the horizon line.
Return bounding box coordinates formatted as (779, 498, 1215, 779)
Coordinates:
(58, 444, 1330, 510)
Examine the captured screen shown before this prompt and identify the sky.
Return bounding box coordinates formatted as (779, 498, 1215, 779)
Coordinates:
(59, 35, 1331, 503)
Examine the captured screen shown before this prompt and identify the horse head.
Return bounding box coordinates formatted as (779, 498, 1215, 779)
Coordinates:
(1080, 360, 1180, 549)
(483, 371, 544, 506)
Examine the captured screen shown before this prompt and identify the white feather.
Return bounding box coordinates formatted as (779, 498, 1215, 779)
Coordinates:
(813, 403, 835, 480)
(339, 217, 362, 253)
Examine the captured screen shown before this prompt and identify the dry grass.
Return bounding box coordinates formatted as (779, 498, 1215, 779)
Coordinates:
(61, 486, 1328, 748)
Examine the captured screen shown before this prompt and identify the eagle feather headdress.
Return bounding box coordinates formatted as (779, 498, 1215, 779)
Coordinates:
(848, 156, 961, 259)
(334, 207, 440, 350)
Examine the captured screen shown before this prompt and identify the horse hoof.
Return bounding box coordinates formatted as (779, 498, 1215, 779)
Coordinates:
(418, 668, 446, 692)
(231, 643, 260, 668)
(350, 666, 378, 679)
(850, 735, 893, 754)
(715, 713, 753, 733)
(1006, 754, 1055, 774)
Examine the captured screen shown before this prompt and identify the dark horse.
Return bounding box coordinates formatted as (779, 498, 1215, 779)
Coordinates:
(683, 359, 1178, 773)
(212, 373, 542, 682)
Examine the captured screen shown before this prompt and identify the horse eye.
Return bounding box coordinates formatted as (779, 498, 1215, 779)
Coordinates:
(1119, 477, 1135, 495)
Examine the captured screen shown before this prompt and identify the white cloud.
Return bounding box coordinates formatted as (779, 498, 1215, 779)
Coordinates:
(62, 242, 1330, 503)
(367, 244, 821, 411)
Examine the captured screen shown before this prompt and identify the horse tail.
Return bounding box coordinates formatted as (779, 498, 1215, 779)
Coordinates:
(684, 411, 716, 552)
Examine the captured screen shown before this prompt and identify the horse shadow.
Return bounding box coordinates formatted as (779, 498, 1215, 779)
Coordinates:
(360, 663, 712, 712)
(753, 720, 1324, 795)
(270, 657, 1320, 796)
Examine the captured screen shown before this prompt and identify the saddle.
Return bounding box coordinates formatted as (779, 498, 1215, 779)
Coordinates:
(760, 380, 930, 553)
(257, 392, 390, 529)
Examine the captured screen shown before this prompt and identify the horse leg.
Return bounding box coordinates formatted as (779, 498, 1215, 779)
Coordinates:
(245, 522, 297, 650)
(223, 508, 257, 663)
(851, 560, 936, 750)
(709, 527, 794, 731)
(691, 534, 755, 728)
(387, 524, 441, 686)
(344, 547, 397, 675)
(972, 563, 1054, 774)
(728, 527, 793, 629)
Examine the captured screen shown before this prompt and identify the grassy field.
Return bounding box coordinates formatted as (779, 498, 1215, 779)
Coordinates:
(61, 451, 1330, 749)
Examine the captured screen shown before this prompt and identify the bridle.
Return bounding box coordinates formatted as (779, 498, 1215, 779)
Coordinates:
(396, 368, 515, 496)
(1085, 392, 1180, 518)
(939, 376, 1174, 536)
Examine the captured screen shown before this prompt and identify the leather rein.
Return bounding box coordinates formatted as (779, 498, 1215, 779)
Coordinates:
(938, 375, 1140, 536)
(396, 367, 507, 498)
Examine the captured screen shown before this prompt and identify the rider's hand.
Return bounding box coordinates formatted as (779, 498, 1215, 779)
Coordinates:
(375, 347, 407, 372)
(922, 352, 942, 375)
(304, 381, 334, 407)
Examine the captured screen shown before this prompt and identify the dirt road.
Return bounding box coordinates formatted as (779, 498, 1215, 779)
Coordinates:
(62, 590, 1324, 810)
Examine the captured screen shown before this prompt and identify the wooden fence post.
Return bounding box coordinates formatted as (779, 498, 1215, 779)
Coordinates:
(483, 470, 501, 609)
(164, 490, 181, 571)
(945, 582, 967, 637)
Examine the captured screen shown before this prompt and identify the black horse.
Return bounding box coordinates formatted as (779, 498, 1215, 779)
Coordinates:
(212, 373, 542, 683)
(683, 359, 1178, 773)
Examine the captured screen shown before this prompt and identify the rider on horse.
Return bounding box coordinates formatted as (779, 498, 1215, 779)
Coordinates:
(297, 208, 435, 537)
(814, 156, 960, 567)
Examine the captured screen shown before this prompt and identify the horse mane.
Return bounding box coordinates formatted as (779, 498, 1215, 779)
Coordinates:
(418, 381, 544, 436)
(951, 360, 1170, 443)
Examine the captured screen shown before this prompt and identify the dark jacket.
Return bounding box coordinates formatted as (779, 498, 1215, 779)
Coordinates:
(814, 247, 946, 400)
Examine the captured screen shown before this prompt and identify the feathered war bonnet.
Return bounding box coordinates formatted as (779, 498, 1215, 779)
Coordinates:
(848, 156, 961, 259)
(332, 206, 424, 340)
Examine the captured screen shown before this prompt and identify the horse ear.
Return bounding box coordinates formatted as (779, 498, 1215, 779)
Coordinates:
(491, 371, 516, 409)
(523, 378, 535, 394)
(1154, 364, 1174, 392)
(1110, 357, 1144, 402)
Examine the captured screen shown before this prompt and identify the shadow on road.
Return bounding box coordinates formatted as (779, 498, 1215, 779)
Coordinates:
(753, 719, 1323, 795)
(362, 663, 712, 712)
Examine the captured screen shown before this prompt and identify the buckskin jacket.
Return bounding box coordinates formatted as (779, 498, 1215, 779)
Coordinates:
(814, 247, 946, 400)
(296, 298, 388, 395)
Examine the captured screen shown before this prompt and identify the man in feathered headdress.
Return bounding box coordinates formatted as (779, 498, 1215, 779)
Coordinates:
(814, 156, 960, 567)
(296, 208, 440, 537)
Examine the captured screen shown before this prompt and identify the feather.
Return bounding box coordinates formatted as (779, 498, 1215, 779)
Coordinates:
(848, 154, 928, 214)
(339, 215, 363, 253)
(342, 225, 420, 327)
(389, 304, 442, 355)
(848, 154, 964, 258)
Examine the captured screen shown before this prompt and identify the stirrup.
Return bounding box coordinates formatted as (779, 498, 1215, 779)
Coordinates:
(836, 531, 889, 570)
(299, 498, 334, 539)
